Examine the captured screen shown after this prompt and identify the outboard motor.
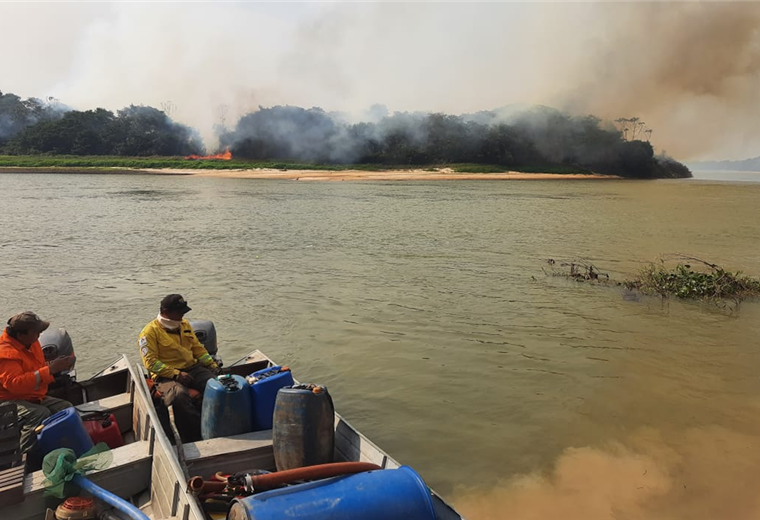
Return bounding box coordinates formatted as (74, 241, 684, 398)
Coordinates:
(188, 319, 222, 367)
(39, 327, 77, 385)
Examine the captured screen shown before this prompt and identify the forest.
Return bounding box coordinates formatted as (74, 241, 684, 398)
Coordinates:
(0, 90, 691, 179)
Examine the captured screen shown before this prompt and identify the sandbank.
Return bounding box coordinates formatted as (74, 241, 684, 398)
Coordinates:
(0, 166, 619, 180)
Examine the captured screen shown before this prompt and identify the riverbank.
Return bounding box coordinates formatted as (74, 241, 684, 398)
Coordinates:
(0, 166, 618, 181)
(0, 155, 622, 180)
(189, 168, 617, 181)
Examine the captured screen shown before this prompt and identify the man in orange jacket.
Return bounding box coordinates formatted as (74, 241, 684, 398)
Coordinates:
(0, 311, 75, 454)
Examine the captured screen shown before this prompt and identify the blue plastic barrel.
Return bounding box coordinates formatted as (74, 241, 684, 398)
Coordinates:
(201, 374, 253, 440)
(37, 407, 94, 457)
(248, 366, 294, 431)
(227, 466, 437, 520)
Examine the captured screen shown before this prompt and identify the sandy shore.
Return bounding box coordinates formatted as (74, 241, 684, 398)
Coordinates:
(165, 167, 618, 181)
(0, 166, 619, 180)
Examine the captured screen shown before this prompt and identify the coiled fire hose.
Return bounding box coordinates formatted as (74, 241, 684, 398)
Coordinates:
(188, 461, 382, 495)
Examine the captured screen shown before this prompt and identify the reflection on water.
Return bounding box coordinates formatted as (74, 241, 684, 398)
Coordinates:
(1, 173, 759, 515)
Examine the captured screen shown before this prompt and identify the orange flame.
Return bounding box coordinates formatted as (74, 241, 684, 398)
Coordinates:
(185, 149, 232, 161)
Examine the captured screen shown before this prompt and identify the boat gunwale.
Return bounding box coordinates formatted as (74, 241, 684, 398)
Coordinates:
(128, 360, 207, 520)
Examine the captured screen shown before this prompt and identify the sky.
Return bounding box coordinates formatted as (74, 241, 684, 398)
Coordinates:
(1, 1, 759, 161)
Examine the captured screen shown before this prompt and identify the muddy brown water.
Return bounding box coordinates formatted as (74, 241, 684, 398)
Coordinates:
(1, 172, 759, 518)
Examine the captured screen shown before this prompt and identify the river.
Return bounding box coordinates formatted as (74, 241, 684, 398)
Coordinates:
(2, 172, 759, 519)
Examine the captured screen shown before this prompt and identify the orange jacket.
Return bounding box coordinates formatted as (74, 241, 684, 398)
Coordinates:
(0, 328, 54, 402)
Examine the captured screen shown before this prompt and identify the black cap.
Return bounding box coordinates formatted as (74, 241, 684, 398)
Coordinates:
(160, 294, 192, 314)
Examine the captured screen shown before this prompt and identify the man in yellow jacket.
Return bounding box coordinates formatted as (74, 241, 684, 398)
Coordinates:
(139, 294, 219, 442)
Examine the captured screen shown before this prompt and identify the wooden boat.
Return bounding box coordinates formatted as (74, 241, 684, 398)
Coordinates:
(4, 350, 466, 520)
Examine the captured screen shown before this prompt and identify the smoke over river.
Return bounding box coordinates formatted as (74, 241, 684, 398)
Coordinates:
(1, 2, 759, 160)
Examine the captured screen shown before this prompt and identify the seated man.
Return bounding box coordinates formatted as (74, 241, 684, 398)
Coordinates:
(139, 294, 219, 442)
(0, 311, 75, 454)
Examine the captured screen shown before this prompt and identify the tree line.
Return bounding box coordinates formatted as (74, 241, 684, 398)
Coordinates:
(1, 89, 691, 178)
(0, 90, 201, 156)
(219, 105, 690, 178)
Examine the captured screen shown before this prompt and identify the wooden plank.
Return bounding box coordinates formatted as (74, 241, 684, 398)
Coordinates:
(184, 430, 273, 461)
(0, 468, 24, 487)
(183, 430, 275, 477)
(334, 418, 389, 467)
(23, 440, 150, 494)
(132, 384, 152, 443)
(152, 437, 184, 519)
(0, 454, 25, 508)
(151, 463, 172, 519)
(188, 448, 275, 480)
(75, 392, 131, 414)
(129, 362, 207, 520)
(0, 402, 20, 475)
(155, 448, 176, 489)
(170, 480, 180, 517)
(19, 439, 151, 520)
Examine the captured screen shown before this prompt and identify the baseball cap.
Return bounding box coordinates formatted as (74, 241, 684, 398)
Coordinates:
(7, 311, 50, 334)
(160, 294, 192, 313)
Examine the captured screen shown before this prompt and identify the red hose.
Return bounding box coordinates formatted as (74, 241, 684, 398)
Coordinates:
(189, 462, 382, 494)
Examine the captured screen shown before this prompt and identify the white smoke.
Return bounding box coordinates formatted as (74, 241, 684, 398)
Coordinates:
(1, 2, 759, 160)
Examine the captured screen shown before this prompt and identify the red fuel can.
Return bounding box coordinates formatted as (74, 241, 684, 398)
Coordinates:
(82, 413, 124, 449)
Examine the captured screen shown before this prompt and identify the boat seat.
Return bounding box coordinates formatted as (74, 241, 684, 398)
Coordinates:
(182, 430, 274, 477)
(76, 393, 133, 435)
(17, 440, 151, 519)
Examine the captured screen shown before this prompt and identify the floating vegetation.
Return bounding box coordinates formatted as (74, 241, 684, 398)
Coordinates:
(623, 255, 760, 304)
(544, 254, 760, 308)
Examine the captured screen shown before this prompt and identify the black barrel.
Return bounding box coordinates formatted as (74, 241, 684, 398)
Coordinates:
(272, 385, 335, 471)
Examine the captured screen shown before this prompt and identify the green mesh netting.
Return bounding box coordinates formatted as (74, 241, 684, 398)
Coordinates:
(42, 442, 113, 498)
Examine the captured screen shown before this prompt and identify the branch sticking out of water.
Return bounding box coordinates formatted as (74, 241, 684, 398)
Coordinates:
(544, 259, 610, 283)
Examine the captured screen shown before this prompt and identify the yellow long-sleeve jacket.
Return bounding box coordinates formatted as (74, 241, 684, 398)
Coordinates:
(138, 319, 217, 379)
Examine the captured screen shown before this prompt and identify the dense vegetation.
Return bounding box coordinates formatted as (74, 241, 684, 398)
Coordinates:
(0, 91, 62, 142)
(1, 89, 691, 178)
(219, 106, 690, 178)
(1, 91, 201, 156)
(624, 259, 760, 303)
(546, 256, 760, 306)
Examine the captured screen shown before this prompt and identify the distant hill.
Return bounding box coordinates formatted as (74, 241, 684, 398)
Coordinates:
(688, 156, 760, 171)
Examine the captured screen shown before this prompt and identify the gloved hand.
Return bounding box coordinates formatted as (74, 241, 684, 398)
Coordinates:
(175, 371, 194, 386)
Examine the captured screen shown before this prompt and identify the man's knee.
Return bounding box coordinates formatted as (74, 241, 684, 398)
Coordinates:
(41, 397, 73, 415)
(18, 402, 52, 428)
(157, 381, 191, 407)
(189, 367, 214, 393)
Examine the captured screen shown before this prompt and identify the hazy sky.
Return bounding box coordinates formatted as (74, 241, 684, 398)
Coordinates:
(2, 2, 759, 161)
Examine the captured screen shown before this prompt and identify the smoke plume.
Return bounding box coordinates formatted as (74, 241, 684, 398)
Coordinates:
(454, 421, 760, 520)
(1, 3, 758, 160)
